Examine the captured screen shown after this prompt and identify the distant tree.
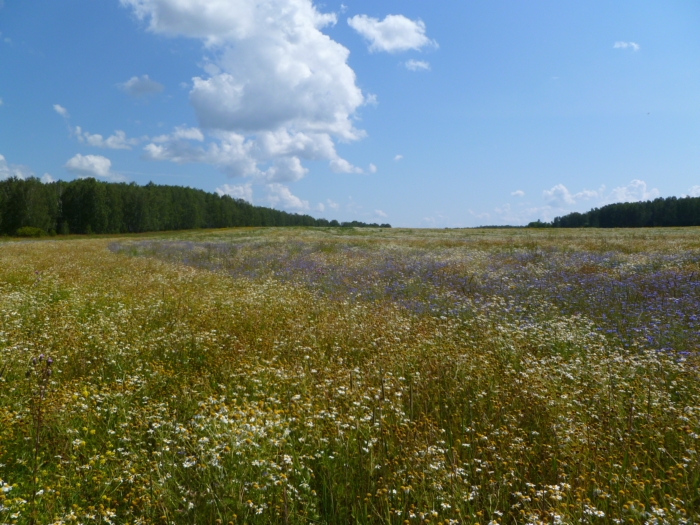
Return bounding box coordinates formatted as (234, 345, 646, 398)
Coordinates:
(532, 195, 700, 228)
(0, 178, 391, 235)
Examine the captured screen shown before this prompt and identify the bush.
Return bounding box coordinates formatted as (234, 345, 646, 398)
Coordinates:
(15, 226, 46, 238)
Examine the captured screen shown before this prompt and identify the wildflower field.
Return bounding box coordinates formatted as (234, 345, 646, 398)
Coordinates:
(1, 227, 699, 525)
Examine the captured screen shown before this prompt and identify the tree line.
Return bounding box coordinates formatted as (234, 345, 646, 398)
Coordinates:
(0, 177, 390, 235)
(528, 195, 700, 228)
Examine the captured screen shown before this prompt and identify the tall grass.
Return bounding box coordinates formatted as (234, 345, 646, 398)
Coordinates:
(0, 227, 698, 524)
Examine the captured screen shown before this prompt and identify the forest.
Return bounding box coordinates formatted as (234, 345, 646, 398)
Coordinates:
(528, 194, 700, 228)
(0, 177, 390, 235)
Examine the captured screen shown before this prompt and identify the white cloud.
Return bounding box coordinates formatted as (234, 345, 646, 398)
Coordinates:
(0, 97, 3, 106)
(423, 212, 451, 226)
(262, 156, 309, 182)
(495, 180, 659, 226)
(511, 190, 525, 197)
(368, 163, 377, 173)
(329, 157, 363, 174)
(494, 203, 511, 215)
(118, 75, 164, 96)
(0, 154, 33, 180)
(151, 126, 204, 143)
(123, 0, 365, 178)
(144, 128, 356, 180)
(374, 209, 387, 218)
(53, 104, 69, 117)
(348, 14, 436, 53)
(614, 41, 640, 51)
(264, 183, 309, 210)
(394, 154, 403, 161)
(405, 59, 430, 71)
(604, 179, 658, 204)
(541, 180, 658, 210)
(686, 185, 700, 197)
(364, 93, 378, 106)
(315, 202, 325, 212)
(326, 198, 339, 210)
(41, 173, 55, 183)
(64, 154, 125, 181)
(543, 184, 602, 207)
(543, 184, 576, 206)
(216, 182, 253, 202)
(75, 127, 138, 150)
(143, 132, 260, 177)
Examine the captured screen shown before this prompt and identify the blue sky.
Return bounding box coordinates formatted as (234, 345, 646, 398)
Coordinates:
(1, 0, 699, 226)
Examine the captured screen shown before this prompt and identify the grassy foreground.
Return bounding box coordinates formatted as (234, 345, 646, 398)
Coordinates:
(0, 227, 699, 525)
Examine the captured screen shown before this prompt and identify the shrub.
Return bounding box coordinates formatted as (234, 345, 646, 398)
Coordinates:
(15, 226, 46, 238)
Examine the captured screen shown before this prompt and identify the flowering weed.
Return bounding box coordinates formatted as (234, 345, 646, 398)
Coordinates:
(0, 227, 699, 524)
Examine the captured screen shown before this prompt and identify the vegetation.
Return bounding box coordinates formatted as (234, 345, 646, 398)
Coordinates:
(0, 177, 390, 236)
(14, 227, 48, 238)
(528, 195, 700, 228)
(1, 227, 699, 524)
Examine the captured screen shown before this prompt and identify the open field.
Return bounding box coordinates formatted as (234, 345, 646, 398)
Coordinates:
(1, 227, 699, 525)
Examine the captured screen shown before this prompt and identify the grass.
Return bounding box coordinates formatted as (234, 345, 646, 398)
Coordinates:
(0, 227, 699, 525)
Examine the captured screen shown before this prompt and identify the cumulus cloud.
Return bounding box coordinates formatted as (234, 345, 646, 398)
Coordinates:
(0, 97, 3, 106)
(144, 129, 361, 180)
(0, 154, 33, 180)
(686, 185, 700, 198)
(263, 156, 309, 182)
(75, 127, 138, 150)
(151, 126, 204, 143)
(394, 154, 403, 161)
(315, 202, 325, 212)
(542, 180, 658, 209)
(53, 104, 69, 117)
(64, 154, 124, 181)
(348, 14, 436, 53)
(511, 190, 525, 197)
(264, 183, 309, 210)
(543, 184, 575, 206)
(118, 75, 164, 96)
(405, 59, 430, 71)
(543, 184, 602, 207)
(326, 198, 339, 210)
(216, 182, 253, 202)
(368, 163, 377, 173)
(498, 180, 657, 225)
(41, 173, 55, 183)
(614, 41, 640, 51)
(123, 0, 366, 179)
(605, 179, 658, 204)
(143, 132, 259, 178)
(374, 209, 387, 217)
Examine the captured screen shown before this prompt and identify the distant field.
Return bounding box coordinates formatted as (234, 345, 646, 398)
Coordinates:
(1, 227, 699, 524)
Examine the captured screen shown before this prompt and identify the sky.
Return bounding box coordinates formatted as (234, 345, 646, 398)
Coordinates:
(1, 0, 699, 227)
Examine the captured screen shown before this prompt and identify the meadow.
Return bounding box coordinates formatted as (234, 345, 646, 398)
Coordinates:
(0, 227, 699, 525)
